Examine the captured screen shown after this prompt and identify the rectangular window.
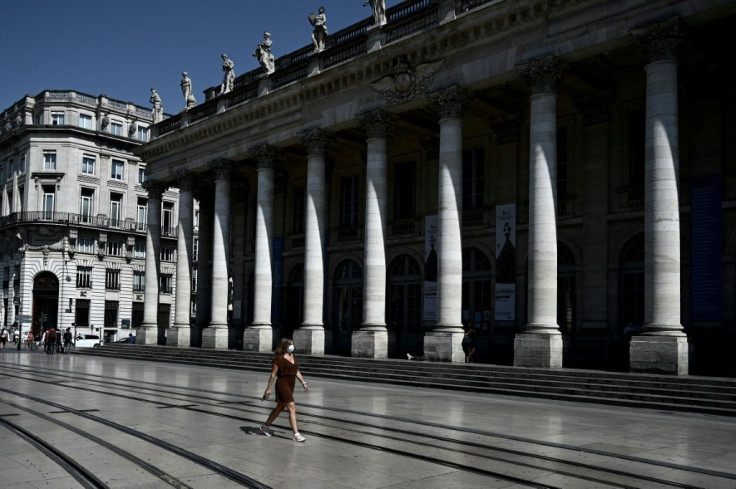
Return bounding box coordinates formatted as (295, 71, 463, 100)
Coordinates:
(557, 126, 570, 214)
(160, 273, 173, 294)
(105, 269, 120, 290)
(44, 152, 57, 170)
(78, 237, 95, 254)
(162, 202, 174, 236)
(110, 159, 124, 180)
(42, 186, 55, 219)
(393, 162, 415, 219)
(292, 186, 305, 234)
(136, 198, 147, 231)
(79, 114, 92, 129)
(80, 188, 94, 223)
(137, 126, 149, 142)
(109, 193, 123, 227)
(110, 121, 123, 136)
(192, 268, 198, 293)
(462, 148, 485, 210)
(75, 299, 91, 327)
(340, 175, 360, 228)
(104, 300, 119, 328)
(51, 113, 64, 125)
(193, 238, 199, 262)
(628, 108, 645, 206)
(76, 267, 92, 288)
(106, 241, 123, 256)
(160, 247, 175, 262)
(133, 271, 146, 292)
(82, 156, 95, 175)
(138, 166, 146, 184)
(134, 243, 146, 258)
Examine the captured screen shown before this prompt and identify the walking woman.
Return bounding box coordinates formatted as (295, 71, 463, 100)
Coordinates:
(261, 338, 309, 442)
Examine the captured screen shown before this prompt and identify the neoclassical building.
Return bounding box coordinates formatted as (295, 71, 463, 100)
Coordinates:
(136, 0, 736, 375)
(0, 91, 183, 344)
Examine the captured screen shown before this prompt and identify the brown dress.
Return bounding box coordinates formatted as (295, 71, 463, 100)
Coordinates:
(273, 355, 298, 403)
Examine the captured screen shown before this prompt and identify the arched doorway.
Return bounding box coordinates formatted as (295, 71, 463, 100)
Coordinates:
(32, 272, 59, 336)
(615, 233, 645, 370)
(333, 260, 363, 356)
(461, 248, 492, 361)
(388, 254, 422, 357)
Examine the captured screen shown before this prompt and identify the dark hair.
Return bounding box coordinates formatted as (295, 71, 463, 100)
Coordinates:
(275, 338, 293, 356)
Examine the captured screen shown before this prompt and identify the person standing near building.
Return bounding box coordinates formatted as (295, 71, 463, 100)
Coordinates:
(45, 326, 56, 355)
(260, 338, 309, 442)
(0, 326, 8, 351)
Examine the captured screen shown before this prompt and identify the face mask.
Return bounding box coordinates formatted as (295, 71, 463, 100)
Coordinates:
(287, 345, 295, 353)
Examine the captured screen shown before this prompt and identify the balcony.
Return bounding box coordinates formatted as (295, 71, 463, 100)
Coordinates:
(0, 211, 178, 237)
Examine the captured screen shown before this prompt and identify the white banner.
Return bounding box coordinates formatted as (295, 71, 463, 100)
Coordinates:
(495, 204, 516, 321)
(423, 215, 438, 321)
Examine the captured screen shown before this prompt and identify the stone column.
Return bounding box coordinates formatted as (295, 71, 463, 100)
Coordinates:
(630, 18, 688, 375)
(352, 109, 394, 358)
(243, 145, 276, 352)
(169, 171, 194, 347)
(202, 161, 232, 349)
(425, 86, 466, 362)
(514, 55, 563, 368)
(294, 128, 330, 355)
(137, 181, 164, 345)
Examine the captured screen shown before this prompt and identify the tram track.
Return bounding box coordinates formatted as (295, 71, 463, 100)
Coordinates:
(3, 362, 732, 488)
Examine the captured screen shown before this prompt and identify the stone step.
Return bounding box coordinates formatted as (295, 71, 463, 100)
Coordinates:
(78, 344, 736, 416)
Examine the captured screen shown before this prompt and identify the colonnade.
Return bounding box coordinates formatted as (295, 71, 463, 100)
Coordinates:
(137, 19, 687, 373)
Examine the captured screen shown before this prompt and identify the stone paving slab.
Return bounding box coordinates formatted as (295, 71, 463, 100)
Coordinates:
(1, 350, 736, 489)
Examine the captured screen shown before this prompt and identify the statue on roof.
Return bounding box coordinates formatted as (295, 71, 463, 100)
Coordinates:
(181, 72, 196, 109)
(150, 88, 163, 123)
(221, 54, 235, 95)
(253, 32, 276, 75)
(364, 0, 387, 26)
(308, 6, 328, 53)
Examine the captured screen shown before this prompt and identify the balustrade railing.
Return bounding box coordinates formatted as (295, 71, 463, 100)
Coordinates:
(0, 211, 178, 236)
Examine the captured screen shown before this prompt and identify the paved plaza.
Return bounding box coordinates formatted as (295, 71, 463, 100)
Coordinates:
(1, 350, 736, 488)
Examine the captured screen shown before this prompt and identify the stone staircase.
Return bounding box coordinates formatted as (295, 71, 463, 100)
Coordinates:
(78, 344, 736, 417)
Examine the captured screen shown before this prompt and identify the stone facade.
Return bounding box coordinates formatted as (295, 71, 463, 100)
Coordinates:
(136, 0, 736, 375)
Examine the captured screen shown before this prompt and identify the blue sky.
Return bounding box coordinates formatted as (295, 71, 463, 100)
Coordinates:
(0, 0, 401, 114)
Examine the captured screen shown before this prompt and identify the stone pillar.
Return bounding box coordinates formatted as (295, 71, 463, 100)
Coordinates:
(137, 181, 164, 345)
(352, 110, 394, 358)
(243, 145, 276, 352)
(425, 86, 466, 362)
(294, 128, 330, 355)
(202, 161, 232, 349)
(630, 18, 688, 375)
(169, 171, 194, 347)
(514, 55, 563, 368)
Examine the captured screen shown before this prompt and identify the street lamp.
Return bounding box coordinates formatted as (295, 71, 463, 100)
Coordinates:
(13, 296, 22, 351)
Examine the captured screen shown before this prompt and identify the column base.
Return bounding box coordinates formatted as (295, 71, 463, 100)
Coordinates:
(242, 327, 273, 352)
(351, 329, 388, 359)
(293, 328, 324, 356)
(424, 330, 464, 362)
(135, 326, 158, 345)
(201, 327, 230, 350)
(514, 333, 563, 368)
(630, 334, 688, 375)
(167, 326, 191, 348)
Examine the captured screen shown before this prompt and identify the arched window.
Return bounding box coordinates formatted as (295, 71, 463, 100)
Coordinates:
(32, 271, 60, 336)
(558, 243, 577, 335)
(333, 260, 363, 355)
(388, 255, 422, 353)
(462, 248, 492, 333)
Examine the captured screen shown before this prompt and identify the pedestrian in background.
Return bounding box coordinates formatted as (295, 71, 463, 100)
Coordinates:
(0, 326, 8, 351)
(45, 326, 56, 355)
(462, 323, 477, 363)
(260, 338, 309, 442)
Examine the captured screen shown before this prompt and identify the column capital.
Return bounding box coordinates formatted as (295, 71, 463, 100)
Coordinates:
(299, 127, 331, 156)
(431, 85, 467, 119)
(251, 144, 280, 169)
(176, 170, 193, 191)
(142, 180, 166, 200)
(518, 54, 563, 95)
(631, 16, 682, 63)
(210, 159, 232, 180)
(359, 108, 395, 139)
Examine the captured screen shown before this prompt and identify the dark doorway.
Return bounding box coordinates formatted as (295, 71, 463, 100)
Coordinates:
(32, 272, 59, 336)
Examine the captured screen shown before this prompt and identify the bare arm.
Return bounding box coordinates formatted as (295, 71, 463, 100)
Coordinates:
(296, 369, 309, 391)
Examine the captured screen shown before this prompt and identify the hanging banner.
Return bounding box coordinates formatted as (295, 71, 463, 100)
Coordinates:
(495, 204, 516, 321)
(423, 215, 438, 321)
